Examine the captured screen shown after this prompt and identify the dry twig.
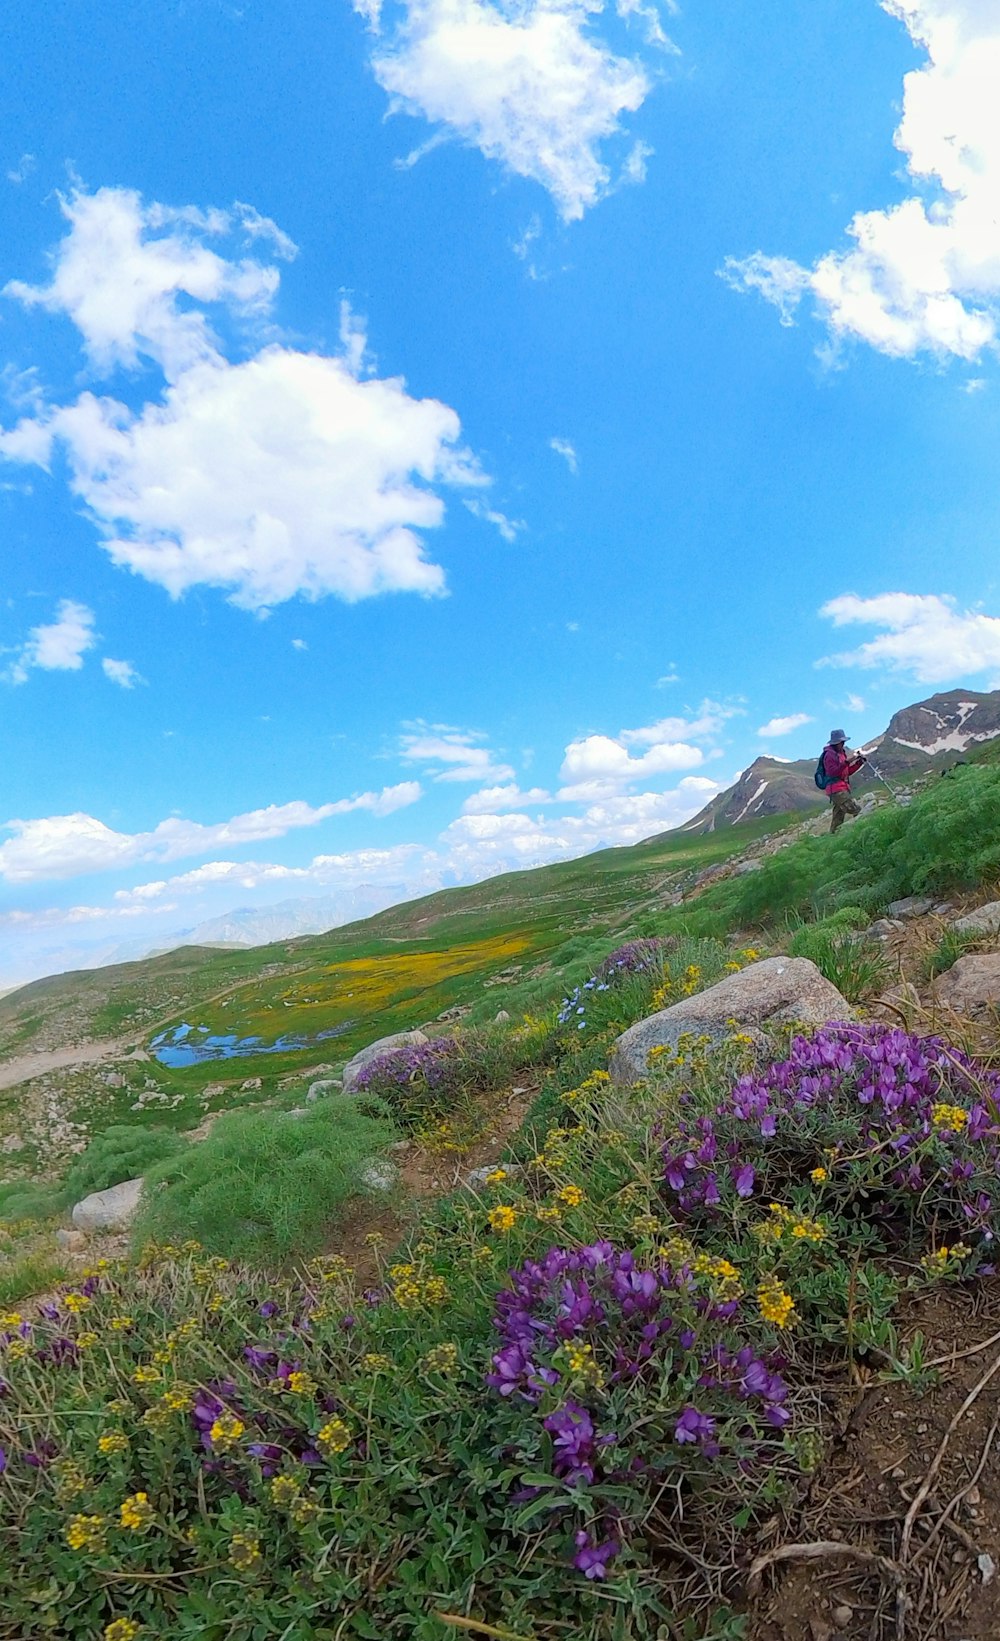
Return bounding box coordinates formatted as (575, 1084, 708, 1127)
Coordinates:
(900, 1347, 1000, 1567)
(747, 1539, 905, 1593)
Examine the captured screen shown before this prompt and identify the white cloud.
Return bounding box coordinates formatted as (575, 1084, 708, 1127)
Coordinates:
(461, 782, 553, 813)
(556, 701, 738, 799)
(0, 187, 492, 611)
(291, 638, 308, 651)
(5, 186, 290, 381)
(655, 665, 680, 686)
(399, 723, 516, 783)
(442, 777, 720, 873)
(845, 692, 867, 712)
(0, 783, 423, 883)
(102, 658, 144, 689)
(550, 436, 579, 472)
(6, 154, 36, 186)
(723, 1, 1000, 360)
(357, 0, 668, 221)
(818, 591, 1000, 683)
(5, 600, 97, 685)
(756, 712, 814, 737)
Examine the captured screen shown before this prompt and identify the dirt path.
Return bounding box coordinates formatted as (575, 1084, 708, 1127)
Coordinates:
(0, 1038, 128, 1092)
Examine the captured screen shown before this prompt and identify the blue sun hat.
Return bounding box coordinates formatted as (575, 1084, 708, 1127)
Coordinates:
(829, 729, 847, 745)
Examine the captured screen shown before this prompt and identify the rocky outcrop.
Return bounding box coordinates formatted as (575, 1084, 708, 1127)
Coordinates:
(342, 1030, 429, 1094)
(934, 955, 1000, 1018)
(71, 1176, 144, 1233)
(609, 957, 853, 1087)
(952, 901, 1000, 938)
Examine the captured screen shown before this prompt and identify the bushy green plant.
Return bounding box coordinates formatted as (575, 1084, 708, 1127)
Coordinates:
(0, 1126, 187, 1226)
(923, 925, 986, 982)
(787, 925, 890, 1003)
(132, 1103, 395, 1264)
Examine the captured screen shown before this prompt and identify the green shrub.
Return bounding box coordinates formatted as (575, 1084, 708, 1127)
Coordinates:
(0, 1126, 186, 1225)
(132, 1102, 395, 1264)
(789, 929, 890, 1004)
(923, 926, 984, 982)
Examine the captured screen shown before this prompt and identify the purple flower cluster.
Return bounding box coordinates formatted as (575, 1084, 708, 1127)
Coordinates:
(558, 940, 666, 1029)
(353, 1036, 459, 1094)
(486, 1240, 790, 1579)
(662, 1024, 1000, 1242)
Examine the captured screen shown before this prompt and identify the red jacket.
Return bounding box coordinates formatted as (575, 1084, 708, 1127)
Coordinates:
(823, 744, 864, 795)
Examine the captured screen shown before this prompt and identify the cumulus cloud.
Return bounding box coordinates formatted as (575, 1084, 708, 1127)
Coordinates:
(756, 712, 814, 737)
(0, 783, 422, 883)
(557, 701, 737, 800)
(5, 600, 96, 685)
(550, 436, 579, 472)
(102, 658, 144, 689)
(723, 1, 1000, 361)
(461, 782, 553, 813)
(0, 187, 491, 611)
(357, 0, 670, 221)
(443, 778, 720, 873)
(818, 591, 1000, 683)
(399, 723, 516, 783)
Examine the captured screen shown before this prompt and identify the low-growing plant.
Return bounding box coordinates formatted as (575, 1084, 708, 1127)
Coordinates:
(132, 1102, 395, 1264)
(922, 925, 984, 982)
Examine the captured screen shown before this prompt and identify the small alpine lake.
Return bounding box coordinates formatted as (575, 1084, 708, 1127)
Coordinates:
(150, 1020, 355, 1068)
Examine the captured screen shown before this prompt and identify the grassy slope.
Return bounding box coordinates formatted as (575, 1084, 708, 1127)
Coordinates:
(0, 812, 796, 1082)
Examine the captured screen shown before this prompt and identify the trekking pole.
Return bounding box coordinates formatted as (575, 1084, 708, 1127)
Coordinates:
(860, 754, 901, 803)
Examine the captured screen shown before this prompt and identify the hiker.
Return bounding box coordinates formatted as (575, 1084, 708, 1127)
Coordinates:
(821, 729, 865, 833)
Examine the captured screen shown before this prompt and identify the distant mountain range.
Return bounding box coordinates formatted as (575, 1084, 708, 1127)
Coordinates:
(680, 689, 1000, 832)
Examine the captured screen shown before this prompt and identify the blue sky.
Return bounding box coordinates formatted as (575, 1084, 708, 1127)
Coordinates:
(2, 0, 1000, 986)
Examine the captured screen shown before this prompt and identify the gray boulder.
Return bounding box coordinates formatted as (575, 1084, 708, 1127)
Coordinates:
(360, 1160, 397, 1192)
(934, 954, 1000, 1018)
(71, 1176, 144, 1233)
(342, 1030, 428, 1094)
(306, 1077, 342, 1103)
(952, 900, 1000, 938)
(865, 918, 905, 941)
(885, 895, 934, 919)
(609, 957, 853, 1087)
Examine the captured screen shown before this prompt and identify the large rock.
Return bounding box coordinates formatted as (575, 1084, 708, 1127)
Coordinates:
(609, 957, 853, 1087)
(341, 1030, 428, 1094)
(952, 901, 1000, 938)
(934, 954, 1000, 1017)
(71, 1177, 144, 1233)
(886, 896, 935, 919)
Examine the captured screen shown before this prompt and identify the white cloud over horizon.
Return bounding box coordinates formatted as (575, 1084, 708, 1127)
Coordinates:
(724, 1, 1000, 361)
(0, 187, 494, 611)
(818, 591, 1000, 683)
(0, 783, 423, 884)
(102, 657, 144, 689)
(355, 0, 670, 222)
(556, 701, 738, 800)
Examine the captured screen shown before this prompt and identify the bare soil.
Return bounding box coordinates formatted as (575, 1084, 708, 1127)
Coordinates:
(747, 1283, 1000, 1641)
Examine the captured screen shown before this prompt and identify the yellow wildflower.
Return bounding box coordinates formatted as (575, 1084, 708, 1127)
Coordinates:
(535, 1205, 562, 1223)
(316, 1417, 351, 1457)
(488, 1205, 518, 1233)
(484, 1168, 508, 1185)
(757, 1277, 796, 1330)
(63, 1293, 91, 1314)
(557, 1183, 585, 1208)
(5, 1338, 28, 1360)
(422, 1341, 459, 1374)
(810, 1166, 828, 1183)
(560, 1340, 605, 1389)
(109, 1317, 133, 1332)
(228, 1531, 261, 1573)
(120, 1492, 155, 1532)
(76, 1332, 99, 1351)
(104, 1620, 142, 1641)
(423, 1275, 449, 1306)
(52, 1459, 88, 1500)
(209, 1413, 244, 1451)
(65, 1513, 107, 1552)
(98, 1433, 129, 1455)
(362, 1352, 391, 1372)
(287, 1370, 316, 1396)
(291, 1497, 319, 1527)
(932, 1102, 968, 1132)
(131, 1364, 160, 1386)
(162, 1385, 194, 1413)
(0, 1311, 22, 1328)
(269, 1473, 302, 1506)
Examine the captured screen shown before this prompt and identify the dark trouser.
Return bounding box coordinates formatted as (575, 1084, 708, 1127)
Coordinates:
(830, 790, 860, 833)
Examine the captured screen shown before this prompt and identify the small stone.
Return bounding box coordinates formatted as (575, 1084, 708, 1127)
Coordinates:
(967, 1485, 981, 1506)
(808, 1619, 833, 1641)
(56, 1227, 87, 1253)
(240, 1077, 263, 1091)
(832, 1605, 853, 1628)
(494, 1009, 511, 1023)
(916, 1422, 928, 1433)
(306, 1078, 341, 1103)
(886, 895, 934, 919)
(360, 1161, 396, 1192)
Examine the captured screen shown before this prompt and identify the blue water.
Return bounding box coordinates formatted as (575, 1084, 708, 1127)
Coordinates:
(150, 1021, 355, 1068)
